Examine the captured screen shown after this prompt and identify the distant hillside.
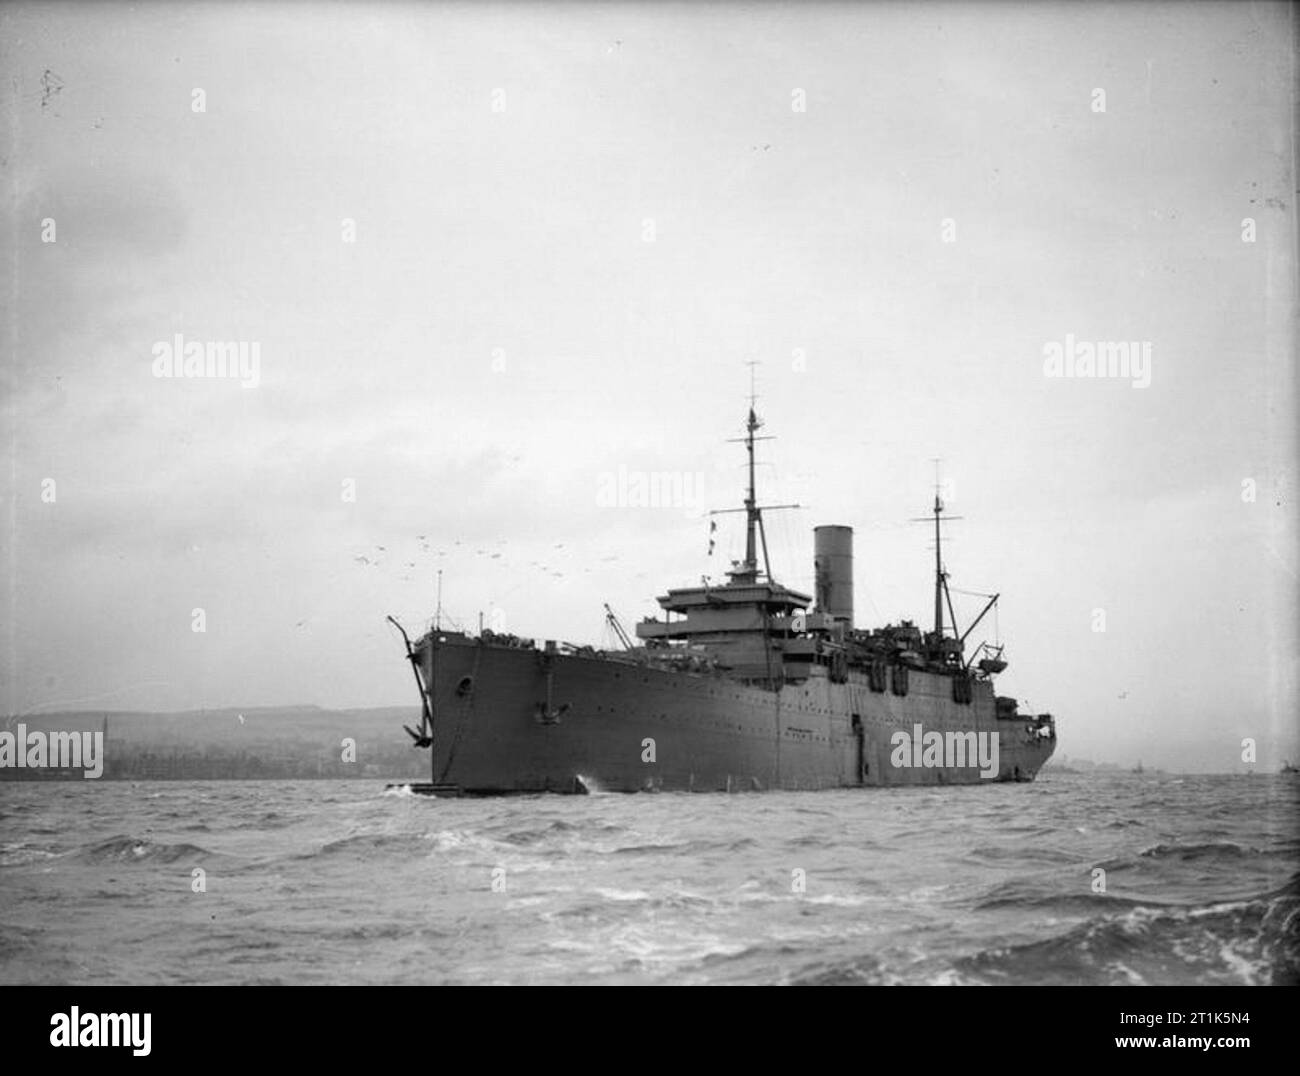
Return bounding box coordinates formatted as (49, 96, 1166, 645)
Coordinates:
(1, 707, 429, 780)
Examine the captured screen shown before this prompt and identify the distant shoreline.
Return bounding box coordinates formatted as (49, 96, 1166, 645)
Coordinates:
(1, 707, 425, 782)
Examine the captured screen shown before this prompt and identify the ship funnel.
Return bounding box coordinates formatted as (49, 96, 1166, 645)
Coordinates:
(813, 525, 854, 629)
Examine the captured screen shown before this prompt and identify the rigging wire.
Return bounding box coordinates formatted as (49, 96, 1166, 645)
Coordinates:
(950, 586, 995, 599)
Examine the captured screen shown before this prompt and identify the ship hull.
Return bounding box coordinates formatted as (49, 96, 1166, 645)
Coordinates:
(414, 635, 1056, 793)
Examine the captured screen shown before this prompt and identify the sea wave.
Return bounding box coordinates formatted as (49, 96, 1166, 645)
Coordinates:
(0, 841, 64, 868)
(957, 881, 1300, 986)
(1, 772, 1296, 985)
(70, 835, 216, 866)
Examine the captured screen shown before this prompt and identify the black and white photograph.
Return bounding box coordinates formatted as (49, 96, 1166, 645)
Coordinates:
(1, 0, 1297, 1020)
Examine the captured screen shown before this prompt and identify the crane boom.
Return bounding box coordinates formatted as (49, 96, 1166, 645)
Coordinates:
(604, 603, 634, 651)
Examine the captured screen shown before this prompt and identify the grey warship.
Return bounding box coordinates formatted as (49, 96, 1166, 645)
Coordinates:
(390, 402, 1056, 794)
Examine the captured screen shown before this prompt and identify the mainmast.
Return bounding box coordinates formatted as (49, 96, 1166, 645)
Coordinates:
(743, 402, 761, 576)
(932, 492, 944, 637)
(911, 464, 961, 642)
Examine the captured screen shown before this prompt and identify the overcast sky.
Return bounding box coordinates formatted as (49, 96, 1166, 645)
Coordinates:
(2, 1, 1295, 771)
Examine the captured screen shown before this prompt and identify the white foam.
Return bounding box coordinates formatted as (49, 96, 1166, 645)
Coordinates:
(0, 842, 62, 867)
(1109, 960, 1146, 985)
(804, 893, 871, 907)
(1217, 942, 1266, 985)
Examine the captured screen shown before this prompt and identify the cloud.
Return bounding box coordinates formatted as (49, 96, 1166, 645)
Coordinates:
(2, 164, 190, 395)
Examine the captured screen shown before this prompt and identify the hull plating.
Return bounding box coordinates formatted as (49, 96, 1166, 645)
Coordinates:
(418, 637, 1056, 794)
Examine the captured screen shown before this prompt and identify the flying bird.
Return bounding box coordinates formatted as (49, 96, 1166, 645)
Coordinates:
(40, 69, 64, 110)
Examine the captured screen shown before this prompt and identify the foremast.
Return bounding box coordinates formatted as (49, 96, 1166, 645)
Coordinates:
(714, 371, 799, 585)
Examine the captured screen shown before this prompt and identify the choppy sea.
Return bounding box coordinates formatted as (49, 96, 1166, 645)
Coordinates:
(1, 772, 1297, 985)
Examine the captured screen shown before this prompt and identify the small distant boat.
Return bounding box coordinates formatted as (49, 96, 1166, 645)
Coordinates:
(1282, 760, 1299, 775)
(1131, 760, 1144, 774)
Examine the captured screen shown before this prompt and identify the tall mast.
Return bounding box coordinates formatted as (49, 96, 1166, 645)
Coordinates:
(744, 400, 759, 574)
(713, 363, 800, 584)
(912, 462, 961, 640)
(932, 492, 944, 637)
(728, 361, 769, 582)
